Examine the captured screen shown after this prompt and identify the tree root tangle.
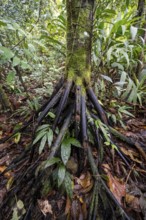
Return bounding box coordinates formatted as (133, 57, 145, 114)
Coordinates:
(0, 79, 145, 220)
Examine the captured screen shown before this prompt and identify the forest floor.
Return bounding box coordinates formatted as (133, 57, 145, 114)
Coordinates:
(0, 90, 146, 220)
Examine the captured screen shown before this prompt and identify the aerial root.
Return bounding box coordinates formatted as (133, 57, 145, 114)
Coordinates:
(1, 80, 142, 219)
(87, 145, 131, 220)
(75, 85, 81, 137)
(48, 106, 73, 159)
(81, 95, 87, 144)
(88, 181, 98, 220)
(37, 86, 63, 125)
(87, 87, 108, 125)
(53, 81, 72, 130)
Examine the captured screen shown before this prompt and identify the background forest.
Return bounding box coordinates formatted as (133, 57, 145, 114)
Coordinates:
(0, 0, 146, 220)
(0, 0, 146, 112)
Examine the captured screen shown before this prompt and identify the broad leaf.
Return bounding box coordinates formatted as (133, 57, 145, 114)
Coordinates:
(33, 131, 47, 145)
(47, 129, 53, 146)
(64, 172, 73, 199)
(58, 164, 66, 187)
(44, 157, 60, 169)
(67, 138, 81, 148)
(39, 134, 47, 154)
(61, 140, 71, 165)
(101, 74, 113, 83)
(36, 124, 50, 132)
(13, 57, 20, 67)
(0, 46, 14, 60)
(130, 26, 138, 41)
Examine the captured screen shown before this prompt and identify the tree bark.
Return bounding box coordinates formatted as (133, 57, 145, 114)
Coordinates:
(66, 0, 94, 86)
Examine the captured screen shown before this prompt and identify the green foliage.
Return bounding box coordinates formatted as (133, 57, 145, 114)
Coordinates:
(61, 137, 81, 165)
(11, 200, 26, 220)
(33, 124, 53, 154)
(58, 164, 66, 187)
(93, 1, 146, 106)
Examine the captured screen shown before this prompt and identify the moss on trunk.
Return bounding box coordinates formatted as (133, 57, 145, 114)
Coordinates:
(66, 0, 94, 86)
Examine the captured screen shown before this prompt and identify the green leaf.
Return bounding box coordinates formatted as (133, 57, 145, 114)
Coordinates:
(47, 112, 55, 119)
(64, 172, 73, 199)
(39, 134, 47, 154)
(120, 71, 127, 84)
(47, 129, 53, 146)
(17, 200, 24, 209)
(122, 78, 133, 99)
(7, 23, 15, 30)
(130, 26, 138, 41)
(44, 157, 60, 169)
(11, 208, 19, 220)
(119, 109, 134, 117)
(111, 144, 118, 150)
(0, 19, 7, 26)
(33, 130, 47, 145)
(61, 140, 71, 165)
(6, 71, 15, 85)
(58, 164, 66, 187)
(36, 124, 50, 132)
(121, 25, 126, 35)
(14, 132, 21, 144)
(101, 74, 113, 83)
(20, 61, 30, 70)
(13, 57, 20, 67)
(68, 138, 81, 148)
(0, 46, 14, 60)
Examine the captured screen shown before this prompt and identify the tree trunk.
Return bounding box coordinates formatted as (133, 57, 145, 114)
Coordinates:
(66, 0, 94, 86)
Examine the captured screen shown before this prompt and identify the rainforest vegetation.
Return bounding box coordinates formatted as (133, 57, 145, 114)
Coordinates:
(0, 0, 146, 219)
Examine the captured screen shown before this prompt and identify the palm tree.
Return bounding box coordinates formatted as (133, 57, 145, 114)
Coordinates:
(0, 1, 141, 219)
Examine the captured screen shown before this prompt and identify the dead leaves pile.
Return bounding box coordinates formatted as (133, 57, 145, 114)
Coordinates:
(103, 164, 146, 219)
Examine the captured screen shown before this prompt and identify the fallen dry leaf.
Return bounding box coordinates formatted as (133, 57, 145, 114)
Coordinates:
(37, 199, 53, 216)
(120, 147, 142, 164)
(77, 172, 92, 189)
(125, 194, 140, 212)
(108, 173, 126, 204)
(103, 165, 126, 205)
(65, 196, 71, 215)
(0, 165, 11, 178)
(66, 157, 78, 174)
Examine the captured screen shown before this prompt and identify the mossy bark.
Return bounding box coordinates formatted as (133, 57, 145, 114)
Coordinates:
(66, 0, 94, 87)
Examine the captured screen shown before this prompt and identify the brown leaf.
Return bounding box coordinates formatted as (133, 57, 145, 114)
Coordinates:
(107, 173, 126, 204)
(65, 196, 71, 215)
(0, 166, 11, 178)
(120, 147, 142, 163)
(77, 172, 92, 189)
(37, 199, 53, 216)
(103, 166, 126, 205)
(66, 157, 78, 174)
(125, 194, 140, 212)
